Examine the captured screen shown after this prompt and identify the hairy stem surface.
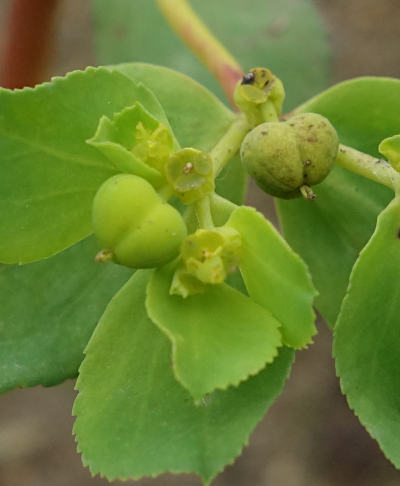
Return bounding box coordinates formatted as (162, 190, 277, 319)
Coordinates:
(337, 145, 400, 193)
(211, 115, 250, 176)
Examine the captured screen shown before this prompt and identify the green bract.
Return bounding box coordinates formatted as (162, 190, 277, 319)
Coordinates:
(379, 134, 400, 173)
(92, 174, 187, 268)
(170, 226, 242, 297)
(74, 271, 294, 483)
(164, 147, 215, 204)
(240, 113, 339, 198)
(87, 103, 175, 189)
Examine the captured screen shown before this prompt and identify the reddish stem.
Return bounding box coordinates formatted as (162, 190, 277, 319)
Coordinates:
(156, 0, 243, 108)
(0, 0, 59, 89)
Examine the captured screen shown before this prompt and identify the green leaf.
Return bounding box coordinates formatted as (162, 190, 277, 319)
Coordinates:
(146, 263, 282, 401)
(93, 0, 330, 110)
(74, 270, 294, 483)
(0, 236, 131, 393)
(379, 134, 400, 172)
(277, 77, 399, 324)
(0, 67, 166, 264)
(227, 206, 317, 348)
(112, 64, 235, 150)
(112, 63, 247, 204)
(334, 195, 400, 467)
(215, 155, 248, 206)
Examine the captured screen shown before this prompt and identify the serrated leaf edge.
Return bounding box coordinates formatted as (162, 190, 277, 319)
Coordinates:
(145, 272, 283, 403)
(333, 196, 400, 468)
(230, 206, 318, 350)
(74, 344, 294, 485)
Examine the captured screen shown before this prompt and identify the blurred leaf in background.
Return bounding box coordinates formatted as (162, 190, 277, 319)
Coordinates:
(92, 0, 331, 110)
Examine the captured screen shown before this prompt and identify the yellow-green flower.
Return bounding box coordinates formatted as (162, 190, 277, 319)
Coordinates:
(165, 148, 214, 204)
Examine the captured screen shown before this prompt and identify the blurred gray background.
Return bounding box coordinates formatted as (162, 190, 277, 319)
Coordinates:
(0, 1, 400, 485)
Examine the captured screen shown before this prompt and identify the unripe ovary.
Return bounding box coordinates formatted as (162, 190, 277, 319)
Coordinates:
(92, 174, 187, 268)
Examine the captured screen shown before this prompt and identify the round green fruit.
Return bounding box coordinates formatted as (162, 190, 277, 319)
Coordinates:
(92, 174, 187, 268)
(240, 113, 339, 198)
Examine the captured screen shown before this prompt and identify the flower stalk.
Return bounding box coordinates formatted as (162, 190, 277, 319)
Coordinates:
(211, 114, 250, 176)
(336, 144, 400, 193)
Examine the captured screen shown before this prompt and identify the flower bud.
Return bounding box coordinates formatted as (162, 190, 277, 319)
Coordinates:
(92, 174, 187, 268)
(234, 68, 285, 126)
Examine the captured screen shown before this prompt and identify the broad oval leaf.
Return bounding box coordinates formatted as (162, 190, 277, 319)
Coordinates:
(334, 195, 400, 467)
(277, 77, 399, 324)
(112, 63, 247, 204)
(0, 67, 166, 263)
(0, 236, 131, 393)
(227, 206, 317, 348)
(146, 263, 282, 401)
(74, 270, 294, 484)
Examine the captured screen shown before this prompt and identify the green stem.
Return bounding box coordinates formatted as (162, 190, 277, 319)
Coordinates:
(156, 0, 243, 108)
(211, 114, 251, 176)
(195, 196, 214, 228)
(158, 184, 175, 202)
(337, 144, 400, 193)
(300, 185, 316, 201)
(211, 193, 237, 213)
(210, 193, 238, 225)
(260, 100, 279, 123)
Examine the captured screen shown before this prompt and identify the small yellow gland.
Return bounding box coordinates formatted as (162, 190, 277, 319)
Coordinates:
(132, 121, 173, 173)
(170, 226, 242, 298)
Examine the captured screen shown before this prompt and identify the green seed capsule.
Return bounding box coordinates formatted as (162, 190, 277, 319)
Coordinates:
(289, 114, 340, 185)
(240, 113, 339, 198)
(92, 174, 187, 268)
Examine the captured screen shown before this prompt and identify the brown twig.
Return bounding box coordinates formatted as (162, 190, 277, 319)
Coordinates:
(0, 0, 60, 89)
